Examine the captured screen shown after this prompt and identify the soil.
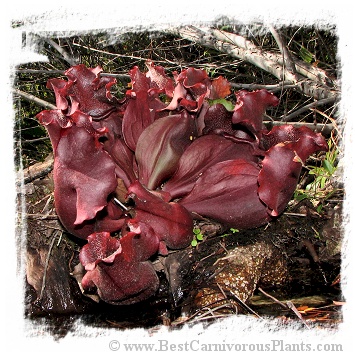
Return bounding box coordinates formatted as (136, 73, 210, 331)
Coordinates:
(22, 167, 344, 339)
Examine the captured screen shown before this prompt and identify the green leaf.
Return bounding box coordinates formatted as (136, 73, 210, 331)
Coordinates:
(230, 228, 239, 233)
(294, 192, 308, 201)
(193, 228, 201, 235)
(320, 176, 327, 189)
(209, 98, 235, 111)
(299, 46, 314, 63)
(309, 167, 322, 176)
(191, 239, 198, 247)
(322, 159, 334, 175)
(196, 233, 204, 241)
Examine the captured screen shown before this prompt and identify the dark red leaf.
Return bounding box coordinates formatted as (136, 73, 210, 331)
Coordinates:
(81, 259, 159, 305)
(145, 60, 175, 97)
(46, 78, 72, 111)
(128, 181, 194, 250)
(64, 64, 118, 119)
(36, 110, 70, 150)
(232, 89, 279, 135)
(261, 125, 329, 160)
(162, 134, 260, 199)
(79, 232, 122, 271)
(54, 124, 117, 226)
(39, 114, 124, 238)
(163, 68, 212, 113)
(103, 135, 137, 187)
(120, 220, 160, 261)
(178, 67, 210, 97)
(163, 82, 188, 111)
(257, 144, 301, 217)
(78, 228, 161, 305)
(202, 103, 255, 142)
(135, 111, 196, 190)
(90, 110, 137, 187)
(258, 126, 328, 216)
(179, 160, 270, 229)
(122, 67, 154, 151)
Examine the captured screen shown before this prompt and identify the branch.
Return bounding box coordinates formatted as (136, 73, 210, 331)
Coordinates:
(209, 28, 337, 88)
(45, 38, 78, 66)
(230, 81, 298, 92)
(281, 97, 338, 122)
(264, 121, 335, 136)
(17, 69, 66, 75)
(167, 26, 338, 100)
(268, 25, 298, 80)
(16, 69, 131, 81)
(17, 154, 54, 185)
(290, 58, 337, 88)
(13, 88, 56, 110)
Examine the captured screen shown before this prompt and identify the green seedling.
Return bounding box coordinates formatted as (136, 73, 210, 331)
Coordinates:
(191, 228, 204, 247)
(219, 227, 240, 238)
(229, 228, 239, 234)
(191, 227, 240, 246)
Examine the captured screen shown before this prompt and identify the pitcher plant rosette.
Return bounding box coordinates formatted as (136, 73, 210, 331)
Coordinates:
(36, 62, 328, 304)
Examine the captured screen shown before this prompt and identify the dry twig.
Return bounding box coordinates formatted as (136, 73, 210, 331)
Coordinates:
(166, 26, 338, 100)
